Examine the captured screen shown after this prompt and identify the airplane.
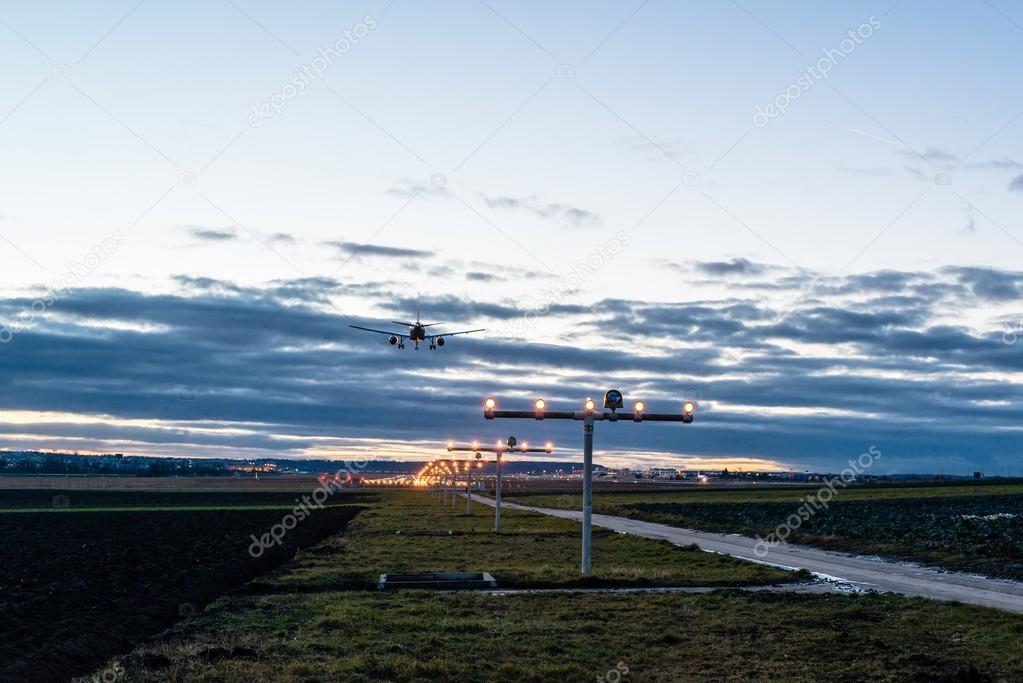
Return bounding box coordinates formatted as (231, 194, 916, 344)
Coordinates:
(349, 297, 484, 350)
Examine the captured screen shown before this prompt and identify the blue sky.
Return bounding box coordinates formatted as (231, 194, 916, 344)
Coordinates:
(0, 0, 1022, 473)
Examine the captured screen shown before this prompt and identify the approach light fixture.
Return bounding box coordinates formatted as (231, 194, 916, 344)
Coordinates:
(484, 397, 497, 419)
(445, 437, 556, 532)
(603, 389, 624, 410)
(534, 398, 546, 419)
(481, 391, 696, 575)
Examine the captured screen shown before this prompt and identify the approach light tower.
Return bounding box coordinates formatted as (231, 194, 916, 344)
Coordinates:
(483, 391, 696, 576)
(447, 437, 553, 532)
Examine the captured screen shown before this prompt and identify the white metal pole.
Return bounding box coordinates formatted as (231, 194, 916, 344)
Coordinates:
(451, 475, 457, 509)
(466, 467, 472, 513)
(582, 413, 594, 576)
(495, 449, 503, 532)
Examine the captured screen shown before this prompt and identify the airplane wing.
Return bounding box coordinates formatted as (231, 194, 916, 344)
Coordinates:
(350, 325, 404, 337)
(425, 328, 485, 339)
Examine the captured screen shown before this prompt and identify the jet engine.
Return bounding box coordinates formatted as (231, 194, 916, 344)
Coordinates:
(389, 336, 398, 345)
(435, 337, 445, 347)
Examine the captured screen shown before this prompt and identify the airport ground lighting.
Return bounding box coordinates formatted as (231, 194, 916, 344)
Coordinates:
(447, 437, 554, 532)
(483, 390, 696, 576)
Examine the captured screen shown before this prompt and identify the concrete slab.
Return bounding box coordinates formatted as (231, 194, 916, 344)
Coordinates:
(378, 571, 498, 591)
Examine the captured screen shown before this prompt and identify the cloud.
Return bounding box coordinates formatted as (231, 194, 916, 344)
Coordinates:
(838, 165, 894, 177)
(964, 158, 1023, 171)
(3, 264, 1023, 472)
(1009, 175, 1023, 192)
(693, 258, 768, 277)
(324, 241, 434, 259)
(899, 146, 957, 165)
(962, 207, 976, 234)
(943, 266, 1023, 301)
(173, 275, 247, 295)
(903, 166, 931, 182)
(466, 271, 501, 282)
(479, 193, 600, 228)
(899, 150, 1023, 186)
(841, 270, 927, 293)
(386, 178, 449, 199)
(619, 134, 691, 164)
(184, 225, 237, 241)
(266, 232, 297, 245)
(384, 180, 600, 228)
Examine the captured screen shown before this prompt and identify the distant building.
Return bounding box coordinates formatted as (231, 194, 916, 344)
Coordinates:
(649, 467, 680, 479)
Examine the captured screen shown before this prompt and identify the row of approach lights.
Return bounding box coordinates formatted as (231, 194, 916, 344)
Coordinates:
(480, 389, 696, 576)
(446, 436, 552, 532)
(484, 394, 696, 422)
(447, 438, 553, 453)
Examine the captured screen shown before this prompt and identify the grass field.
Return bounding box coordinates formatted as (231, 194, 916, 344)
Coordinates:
(508, 483, 1023, 580)
(510, 481, 1023, 506)
(0, 488, 370, 683)
(82, 489, 1023, 683)
(258, 490, 798, 591)
(0, 475, 340, 491)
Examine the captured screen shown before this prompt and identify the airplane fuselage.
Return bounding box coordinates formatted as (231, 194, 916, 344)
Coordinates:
(409, 323, 426, 342)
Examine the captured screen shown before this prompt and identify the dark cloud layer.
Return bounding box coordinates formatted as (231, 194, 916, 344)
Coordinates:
(324, 241, 434, 259)
(478, 193, 600, 228)
(1, 262, 1021, 472)
(185, 225, 237, 241)
(694, 258, 768, 277)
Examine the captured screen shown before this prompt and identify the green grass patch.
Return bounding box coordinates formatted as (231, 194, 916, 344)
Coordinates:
(258, 491, 797, 590)
(102, 589, 1023, 682)
(510, 486, 1023, 580)
(0, 504, 372, 514)
(80, 488, 1023, 683)
(510, 482, 1023, 508)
